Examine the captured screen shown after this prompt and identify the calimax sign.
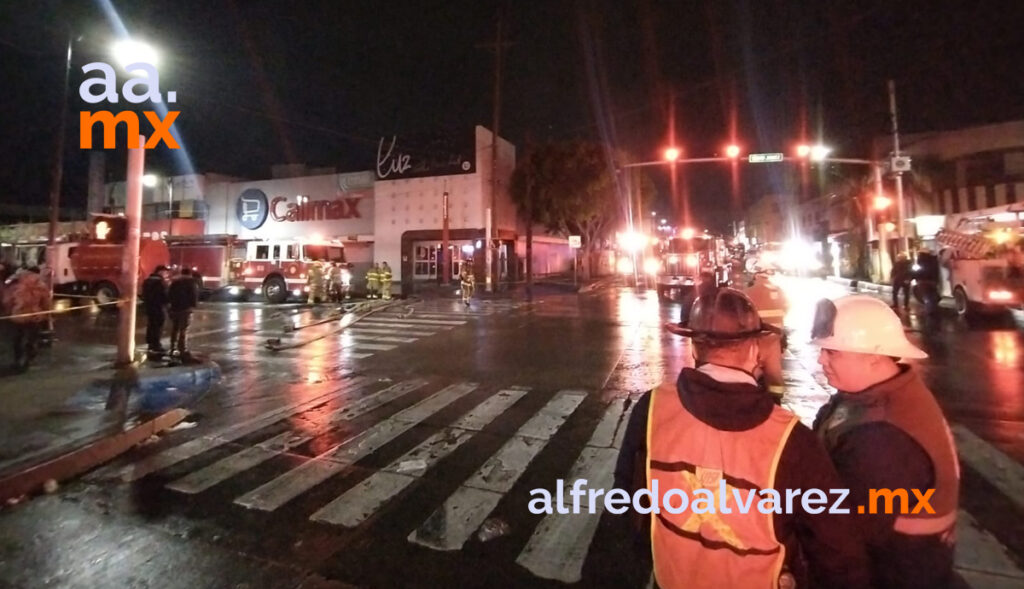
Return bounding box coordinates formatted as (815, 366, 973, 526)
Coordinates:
(270, 196, 363, 222)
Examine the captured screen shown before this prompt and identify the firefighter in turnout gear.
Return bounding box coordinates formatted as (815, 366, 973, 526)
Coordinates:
(307, 261, 325, 304)
(615, 287, 871, 589)
(3, 267, 51, 371)
(379, 262, 393, 300)
(743, 271, 788, 396)
(459, 264, 475, 306)
(812, 295, 959, 589)
(366, 263, 380, 299)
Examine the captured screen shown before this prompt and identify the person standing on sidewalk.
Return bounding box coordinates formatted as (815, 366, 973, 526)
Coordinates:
(3, 267, 51, 371)
(812, 295, 959, 589)
(167, 268, 199, 360)
(459, 264, 475, 306)
(615, 287, 871, 589)
(379, 261, 393, 300)
(365, 263, 380, 299)
(141, 265, 169, 358)
(890, 252, 912, 309)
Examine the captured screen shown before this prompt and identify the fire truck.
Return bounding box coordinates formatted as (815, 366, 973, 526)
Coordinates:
(934, 213, 1024, 317)
(166, 235, 242, 297)
(56, 215, 171, 304)
(228, 239, 352, 303)
(654, 233, 732, 302)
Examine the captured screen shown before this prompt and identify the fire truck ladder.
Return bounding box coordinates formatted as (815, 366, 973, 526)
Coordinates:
(935, 228, 993, 259)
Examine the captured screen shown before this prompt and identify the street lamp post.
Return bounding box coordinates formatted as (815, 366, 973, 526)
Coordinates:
(44, 32, 73, 338)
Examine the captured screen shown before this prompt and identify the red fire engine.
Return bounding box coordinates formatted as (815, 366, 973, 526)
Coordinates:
(229, 239, 351, 303)
(68, 215, 171, 304)
(165, 235, 242, 297)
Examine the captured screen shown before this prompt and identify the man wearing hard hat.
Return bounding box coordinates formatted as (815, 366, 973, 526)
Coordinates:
(614, 288, 870, 589)
(812, 295, 959, 589)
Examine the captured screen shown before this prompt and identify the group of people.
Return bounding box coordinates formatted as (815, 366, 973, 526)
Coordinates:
(1, 265, 51, 371)
(364, 262, 392, 300)
(615, 277, 958, 589)
(306, 261, 354, 304)
(142, 265, 199, 361)
(889, 249, 941, 310)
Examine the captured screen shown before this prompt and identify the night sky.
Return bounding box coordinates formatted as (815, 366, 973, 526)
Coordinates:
(2, 0, 1022, 227)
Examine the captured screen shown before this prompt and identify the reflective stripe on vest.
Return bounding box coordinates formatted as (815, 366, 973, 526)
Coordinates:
(817, 375, 959, 537)
(646, 382, 799, 589)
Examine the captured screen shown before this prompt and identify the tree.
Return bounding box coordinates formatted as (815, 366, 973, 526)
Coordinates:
(510, 139, 655, 286)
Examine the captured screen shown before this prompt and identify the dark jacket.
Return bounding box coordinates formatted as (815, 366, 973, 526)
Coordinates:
(168, 275, 199, 312)
(891, 258, 912, 283)
(141, 273, 168, 314)
(914, 252, 940, 283)
(813, 366, 956, 589)
(615, 367, 872, 589)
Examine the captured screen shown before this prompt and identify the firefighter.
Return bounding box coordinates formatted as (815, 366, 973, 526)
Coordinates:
(167, 267, 199, 360)
(307, 261, 325, 304)
(366, 263, 380, 299)
(615, 288, 871, 589)
(3, 267, 50, 371)
(890, 252, 913, 309)
(812, 295, 959, 589)
(141, 265, 170, 357)
(743, 270, 788, 396)
(325, 262, 340, 303)
(379, 261, 393, 300)
(459, 264, 475, 306)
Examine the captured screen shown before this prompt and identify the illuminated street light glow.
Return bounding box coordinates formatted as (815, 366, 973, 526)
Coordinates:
(680, 228, 695, 239)
(664, 147, 681, 162)
(873, 195, 892, 210)
(725, 144, 741, 158)
(142, 174, 158, 187)
(796, 144, 811, 158)
(112, 39, 159, 69)
(616, 230, 648, 253)
(809, 144, 832, 161)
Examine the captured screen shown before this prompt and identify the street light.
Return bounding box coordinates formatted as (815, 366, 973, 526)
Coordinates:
(664, 147, 681, 162)
(112, 39, 159, 69)
(725, 144, 741, 158)
(873, 195, 892, 210)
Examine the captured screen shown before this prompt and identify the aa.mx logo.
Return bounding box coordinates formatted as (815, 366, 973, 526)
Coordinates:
(78, 62, 179, 149)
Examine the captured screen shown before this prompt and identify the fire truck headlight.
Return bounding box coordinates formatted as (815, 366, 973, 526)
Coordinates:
(667, 255, 679, 265)
(643, 258, 660, 275)
(294, 289, 303, 296)
(617, 258, 634, 275)
(912, 264, 921, 272)
(227, 286, 240, 296)
(299, 273, 306, 279)
(686, 254, 699, 267)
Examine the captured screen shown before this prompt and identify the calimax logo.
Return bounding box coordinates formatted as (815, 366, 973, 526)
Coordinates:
(269, 196, 363, 222)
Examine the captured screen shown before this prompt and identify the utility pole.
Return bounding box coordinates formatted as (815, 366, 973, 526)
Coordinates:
(117, 136, 145, 366)
(478, 15, 512, 293)
(45, 32, 72, 337)
(889, 80, 909, 254)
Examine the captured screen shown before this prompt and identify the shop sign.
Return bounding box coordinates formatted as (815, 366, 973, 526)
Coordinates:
(236, 188, 269, 230)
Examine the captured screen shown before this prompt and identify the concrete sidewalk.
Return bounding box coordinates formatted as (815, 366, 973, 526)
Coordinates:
(0, 337, 220, 501)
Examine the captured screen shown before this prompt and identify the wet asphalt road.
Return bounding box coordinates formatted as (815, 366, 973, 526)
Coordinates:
(0, 279, 1022, 589)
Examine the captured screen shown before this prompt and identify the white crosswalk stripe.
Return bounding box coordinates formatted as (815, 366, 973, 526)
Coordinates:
(408, 390, 586, 551)
(99, 369, 1024, 587)
(235, 381, 480, 511)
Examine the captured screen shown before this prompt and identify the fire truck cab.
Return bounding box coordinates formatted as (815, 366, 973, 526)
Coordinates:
(655, 234, 732, 302)
(230, 239, 351, 304)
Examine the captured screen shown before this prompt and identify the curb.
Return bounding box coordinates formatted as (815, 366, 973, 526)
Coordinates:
(66, 360, 222, 415)
(0, 408, 188, 502)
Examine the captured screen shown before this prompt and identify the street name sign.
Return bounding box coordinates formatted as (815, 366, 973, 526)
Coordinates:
(748, 153, 784, 163)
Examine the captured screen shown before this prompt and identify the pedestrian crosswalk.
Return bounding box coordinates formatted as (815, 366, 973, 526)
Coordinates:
(92, 370, 1024, 587)
(194, 300, 524, 362)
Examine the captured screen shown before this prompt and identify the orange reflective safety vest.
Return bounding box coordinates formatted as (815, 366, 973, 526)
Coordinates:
(816, 369, 960, 537)
(646, 382, 799, 589)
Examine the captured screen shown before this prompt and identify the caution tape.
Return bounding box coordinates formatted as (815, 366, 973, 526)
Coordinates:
(0, 297, 129, 322)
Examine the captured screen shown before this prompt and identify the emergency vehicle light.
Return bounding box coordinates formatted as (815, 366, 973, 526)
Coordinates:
(987, 289, 1014, 302)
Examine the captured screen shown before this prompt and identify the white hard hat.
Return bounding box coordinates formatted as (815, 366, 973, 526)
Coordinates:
(811, 295, 927, 359)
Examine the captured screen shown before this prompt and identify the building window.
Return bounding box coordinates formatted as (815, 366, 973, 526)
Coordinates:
(412, 244, 438, 279)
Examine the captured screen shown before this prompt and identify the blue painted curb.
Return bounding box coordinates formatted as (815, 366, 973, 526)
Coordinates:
(63, 361, 221, 414)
